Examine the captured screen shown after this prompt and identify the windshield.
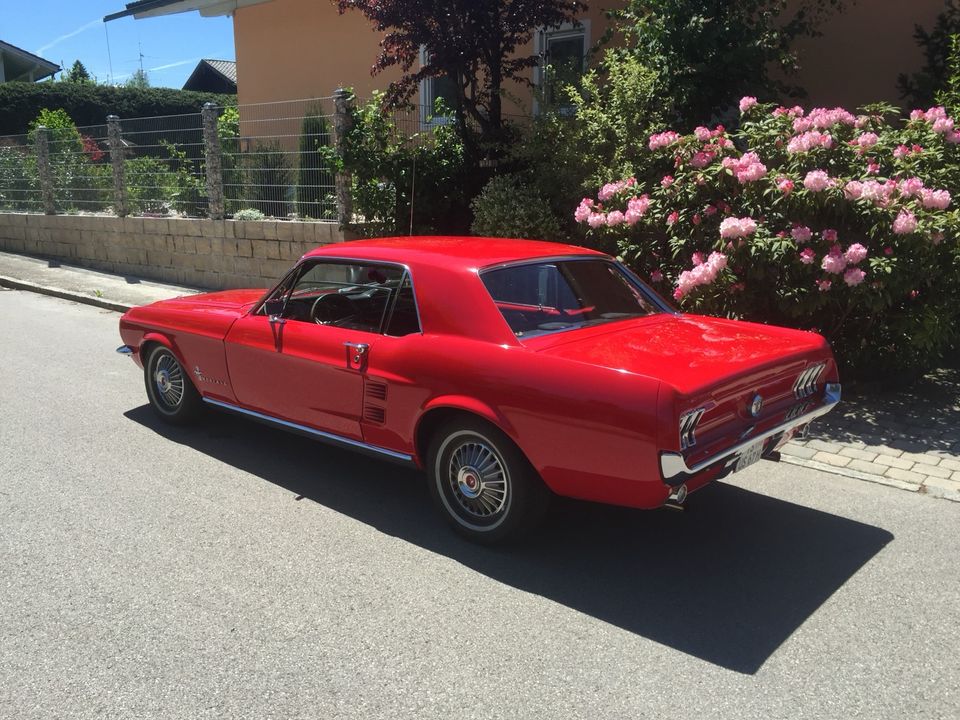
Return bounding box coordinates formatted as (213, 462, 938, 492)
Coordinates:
(481, 259, 661, 338)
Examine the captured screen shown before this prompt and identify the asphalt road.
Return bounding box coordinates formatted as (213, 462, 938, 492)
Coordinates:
(1, 288, 958, 720)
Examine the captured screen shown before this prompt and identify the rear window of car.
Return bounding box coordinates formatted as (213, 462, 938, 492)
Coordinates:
(481, 259, 661, 338)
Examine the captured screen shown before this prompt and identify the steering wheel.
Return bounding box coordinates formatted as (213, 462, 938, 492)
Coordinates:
(310, 293, 356, 325)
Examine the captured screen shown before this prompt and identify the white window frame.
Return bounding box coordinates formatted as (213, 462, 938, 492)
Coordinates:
(533, 19, 590, 117)
(419, 46, 456, 129)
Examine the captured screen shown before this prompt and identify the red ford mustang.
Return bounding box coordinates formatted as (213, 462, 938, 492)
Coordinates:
(117, 236, 840, 542)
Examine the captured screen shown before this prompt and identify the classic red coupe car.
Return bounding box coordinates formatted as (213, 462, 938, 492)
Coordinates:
(117, 236, 840, 542)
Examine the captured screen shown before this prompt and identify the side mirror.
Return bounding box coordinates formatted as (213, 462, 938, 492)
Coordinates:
(264, 298, 285, 319)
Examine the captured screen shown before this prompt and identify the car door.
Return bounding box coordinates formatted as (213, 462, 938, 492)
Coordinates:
(224, 259, 403, 441)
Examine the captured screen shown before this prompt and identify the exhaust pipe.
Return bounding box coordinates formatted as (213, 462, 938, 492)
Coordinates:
(664, 483, 688, 511)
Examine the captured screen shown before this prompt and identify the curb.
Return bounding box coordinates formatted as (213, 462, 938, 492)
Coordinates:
(780, 453, 960, 502)
(0, 275, 131, 313)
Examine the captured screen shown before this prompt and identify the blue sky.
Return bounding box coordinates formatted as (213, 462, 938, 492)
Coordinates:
(6, 1, 235, 88)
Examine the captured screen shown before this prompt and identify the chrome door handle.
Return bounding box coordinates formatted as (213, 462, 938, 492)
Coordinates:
(344, 342, 368, 354)
(344, 342, 369, 366)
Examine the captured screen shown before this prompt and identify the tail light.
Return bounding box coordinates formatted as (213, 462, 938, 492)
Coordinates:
(679, 407, 705, 450)
(793, 362, 826, 399)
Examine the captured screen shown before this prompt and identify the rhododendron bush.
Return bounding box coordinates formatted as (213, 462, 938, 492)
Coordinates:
(576, 100, 960, 378)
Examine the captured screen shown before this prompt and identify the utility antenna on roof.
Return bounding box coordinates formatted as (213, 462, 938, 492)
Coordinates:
(138, 41, 144, 74)
(104, 22, 114, 84)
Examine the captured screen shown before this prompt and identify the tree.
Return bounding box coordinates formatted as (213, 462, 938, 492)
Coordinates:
(64, 60, 92, 84)
(125, 68, 150, 89)
(335, 0, 585, 161)
(898, 0, 960, 109)
(609, 0, 846, 128)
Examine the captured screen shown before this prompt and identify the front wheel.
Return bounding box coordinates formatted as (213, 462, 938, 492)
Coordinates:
(427, 418, 549, 544)
(143, 344, 202, 425)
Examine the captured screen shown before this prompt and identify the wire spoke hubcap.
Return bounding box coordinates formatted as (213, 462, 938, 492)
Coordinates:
(447, 440, 508, 519)
(153, 354, 184, 409)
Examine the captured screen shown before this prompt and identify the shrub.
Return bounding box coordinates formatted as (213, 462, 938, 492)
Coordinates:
(29, 108, 110, 212)
(471, 174, 563, 240)
(296, 107, 334, 219)
(0, 142, 39, 211)
(572, 99, 960, 379)
(246, 141, 292, 218)
(0, 83, 234, 136)
(233, 208, 265, 221)
(125, 156, 178, 214)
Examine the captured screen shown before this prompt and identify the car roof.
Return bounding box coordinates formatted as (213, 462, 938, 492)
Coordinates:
(302, 236, 607, 270)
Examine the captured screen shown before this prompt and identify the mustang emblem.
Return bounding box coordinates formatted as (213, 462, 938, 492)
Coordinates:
(749, 394, 764, 417)
(193, 366, 227, 386)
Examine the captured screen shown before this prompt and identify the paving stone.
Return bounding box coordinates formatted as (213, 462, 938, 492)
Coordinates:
(807, 439, 846, 454)
(939, 458, 960, 473)
(869, 444, 904, 458)
(899, 452, 943, 467)
(812, 451, 851, 468)
(918, 464, 954, 480)
(922, 475, 960, 493)
(781, 444, 817, 459)
(846, 459, 886, 476)
(874, 454, 914, 470)
(883, 467, 926, 485)
(839, 447, 879, 462)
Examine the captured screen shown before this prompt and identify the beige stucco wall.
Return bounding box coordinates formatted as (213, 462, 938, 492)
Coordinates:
(233, 0, 948, 113)
(0, 214, 344, 290)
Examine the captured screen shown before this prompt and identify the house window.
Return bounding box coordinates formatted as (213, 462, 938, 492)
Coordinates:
(535, 21, 589, 114)
(419, 47, 457, 127)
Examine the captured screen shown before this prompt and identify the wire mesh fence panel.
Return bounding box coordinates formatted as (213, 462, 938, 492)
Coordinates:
(225, 97, 337, 219)
(118, 113, 207, 216)
(43, 123, 113, 213)
(0, 134, 41, 212)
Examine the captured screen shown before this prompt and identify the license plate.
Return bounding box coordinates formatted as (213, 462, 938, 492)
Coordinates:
(735, 440, 764, 473)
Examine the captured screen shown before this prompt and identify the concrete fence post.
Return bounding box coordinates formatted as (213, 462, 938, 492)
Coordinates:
(107, 115, 128, 217)
(332, 88, 354, 228)
(202, 102, 225, 220)
(34, 126, 55, 215)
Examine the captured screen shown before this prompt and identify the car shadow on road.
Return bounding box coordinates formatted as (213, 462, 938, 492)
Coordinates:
(125, 405, 893, 675)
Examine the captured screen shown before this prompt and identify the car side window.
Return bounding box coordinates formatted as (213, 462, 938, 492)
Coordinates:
(270, 261, 404, 333)
(384, 274, 421, 336)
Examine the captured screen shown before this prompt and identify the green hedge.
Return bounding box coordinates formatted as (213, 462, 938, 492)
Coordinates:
(0, 83, 236, 136)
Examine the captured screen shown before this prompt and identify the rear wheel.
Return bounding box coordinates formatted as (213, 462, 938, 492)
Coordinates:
(427, 418, 548, 544)
(143, 344, 202, 425)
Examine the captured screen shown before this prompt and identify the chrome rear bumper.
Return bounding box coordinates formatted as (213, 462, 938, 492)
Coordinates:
(659, 383, 841, 485)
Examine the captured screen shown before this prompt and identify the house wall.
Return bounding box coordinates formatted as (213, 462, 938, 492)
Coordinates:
(232, 0, 949, 114)
(0, 214, 344, 290)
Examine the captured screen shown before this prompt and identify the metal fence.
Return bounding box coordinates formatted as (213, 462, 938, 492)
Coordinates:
(0, 93, 532, 222)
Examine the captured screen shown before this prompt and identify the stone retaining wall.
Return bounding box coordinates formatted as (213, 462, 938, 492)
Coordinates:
(0, 213, 346, 290)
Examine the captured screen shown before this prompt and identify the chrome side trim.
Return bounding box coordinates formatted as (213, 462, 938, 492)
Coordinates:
(660, 383, 841, 483)
(116, 345, 134, 355)
(202, 397, 415, 464)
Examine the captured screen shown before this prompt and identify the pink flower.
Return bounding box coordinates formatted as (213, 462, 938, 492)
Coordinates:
(803, 170, 835, 192)
(694, 126, 712, 141)
(667, 211, 679, 226)
(739, 96, 758, 113)
(799, 248, 816, 264)
(822, 229, 837, 243)
(692, 252, 705, 266)
(817, 280, 832, 292)
(855, 115, 870, 129)
(722, 152, 767, 183)
(587, 213, 606, 229)
(844, 243, 868, 264)
(866, 161, 880, 175)
(649, 131, 681, 151)
(843, 267, 866, 286)
(947, 132, 960, 144)
(884, 246, 893, 256)
(860, 180, 896, 207)
(893, 210, 918, 235)
(719, 216, 758, 239)
(844, 181, 863, 200)
(690, 151, 716, 168)
(821, 248, 848, 274)
(933, 117, 955, 134)
(661, 175, 674, 188)
(650, 270, 663, 282)
(574, 198, 594, 223)
(606, 210, 625, 226)
(899, 177, 925, 198)
(921, 188, 951, 210)
(855, 132, 879, 148)
(910, 109, 926, 121)
(791, 225, 812, 243)
(787, 131, 833, 154)
(674, 252, 728, 298)
(794, 107, 856, 132)
(777, 177, 795, 194)
(893, 145, 910, 159)
(692, 213, 702, 225)
(704, 204, 717, 216)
